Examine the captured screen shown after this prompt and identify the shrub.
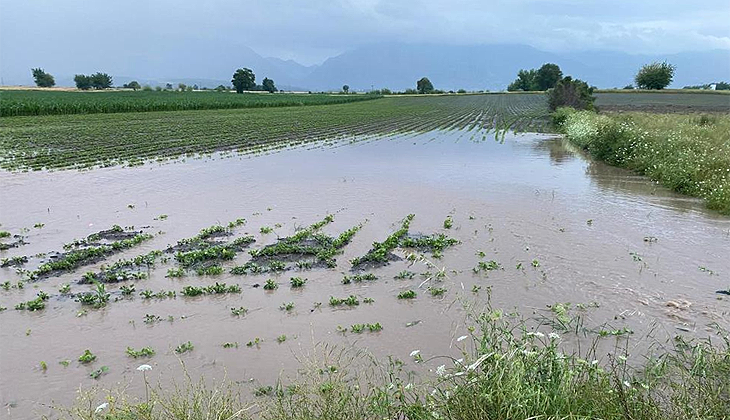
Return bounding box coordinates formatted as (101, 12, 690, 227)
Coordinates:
(547, 76, 595, 111)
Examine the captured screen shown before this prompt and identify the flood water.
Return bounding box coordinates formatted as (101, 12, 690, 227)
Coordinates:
(1, 130, 729, 419)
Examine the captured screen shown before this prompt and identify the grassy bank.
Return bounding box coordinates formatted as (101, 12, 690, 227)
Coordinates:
(555, 109, 730, 214)
(55, 304, 730, 420)
(0, 91, 381, 117)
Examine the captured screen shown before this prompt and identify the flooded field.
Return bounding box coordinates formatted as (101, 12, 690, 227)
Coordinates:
(1, 130, 729, 419)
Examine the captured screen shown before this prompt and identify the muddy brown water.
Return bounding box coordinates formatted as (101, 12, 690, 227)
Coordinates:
(1, 130, 729, 419)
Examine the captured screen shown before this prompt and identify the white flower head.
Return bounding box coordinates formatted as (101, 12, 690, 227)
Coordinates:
(548, 332, 561, 340)
(95, 403, 108, 413)
(456, 335, 468, 342)
(137, 364, 152, 371)
(527, 332, 545, 338)
(436, 364, 446, 377)
(409, 350, 421, 357)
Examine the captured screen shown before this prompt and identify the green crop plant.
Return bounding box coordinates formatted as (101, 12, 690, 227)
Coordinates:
(342, 273, 378, 284)
(329, 295, 360, 307)
(397, 290, 417, 299)
(443, 216, 453, 229)
(263, 279, 278, 290)
(290, 277, 307, 287)
(231, 307, 248, 316)
(78, 349, 96, 364)
(174, 341, 194, 354)
(428, 287, 447, 296)
(126, 346, 155, 358)
(279, 302, 295, 311)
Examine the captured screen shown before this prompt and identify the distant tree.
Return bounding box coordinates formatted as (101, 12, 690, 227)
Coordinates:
(416, 77, 434, 94)
(715, 81, 730, 90)
(535, 63, 563, 90)
(178, 83, 187, 91)
(380, 88, 392, 95)
(547, 76, 595, 111)
(262, 77, 277, 93)
(74, 74, 92, 90)
(457, 89, 467, 94)
(507, 69, 538, 91)
(165, 83, 173, 90)
(123, 81, 141, 91)
(214, 85, 228, 92)
(155, 86, 163, 91)
(90, 72, 113, 89)
(192, 84, 199, 90)
(342, 84, 350, 94)
(232, 68, 256, 93)
(404, 88, 417, 94)
(635, 62, 675, 90)
(623, 84, 634, 90)
(142, 85, 153, 91)
(31, 68, 55, 87)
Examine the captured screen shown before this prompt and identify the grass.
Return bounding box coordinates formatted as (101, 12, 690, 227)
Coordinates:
(0, 90, 381, 116)
(0, 94, 550, 171)
(556, 108, 730, 214)
(56, 299, 730, 420)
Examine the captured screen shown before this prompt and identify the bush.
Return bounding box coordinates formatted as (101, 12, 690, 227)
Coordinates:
(31, 68, 55, 88)
(550, 107, 576, 128)
(547, 76, 595, 111)
(635, 62, 675, 90)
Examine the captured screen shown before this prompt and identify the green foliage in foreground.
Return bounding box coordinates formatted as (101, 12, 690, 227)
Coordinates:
(57, 305, 730, 420)
(556, 108, 730, 214)
(0, 90, 381, 117)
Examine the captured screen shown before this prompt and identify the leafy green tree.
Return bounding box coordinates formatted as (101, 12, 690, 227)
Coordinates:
(165, 83, 173, 90)
(635, 62, 675, 90)
(90, 72, 113, 89)
(547, 76, 595, 111)
(507, 69, 538, 91)
(31, 68, 55, 87)
(342, 84, 349, 94)
(262, 77, 277, 93)
(416, 77, 434, 94)
(74, 74, 92, 90)
(123, 81, 141, 91)
(232, 68, 256, 93)
(178, 83, 187, 91)
(715, 81, 729, 90)
(535, 63, 563, 90)
(215, 85, 228, 92)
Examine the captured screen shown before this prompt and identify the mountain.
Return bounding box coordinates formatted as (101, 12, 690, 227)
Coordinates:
(295, 44, 730, 91)
(3, 42, 728, 91)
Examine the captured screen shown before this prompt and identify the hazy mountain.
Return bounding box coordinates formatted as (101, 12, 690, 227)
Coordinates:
(296, 44, 730, 91)
(3, 42, 728, 91)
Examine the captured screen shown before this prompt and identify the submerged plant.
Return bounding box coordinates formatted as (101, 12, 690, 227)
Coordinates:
(174, 341, 194, 354)
(78, 349, 96, 364)
(397, 290, 417, 299)
(126, 346, 155, 358)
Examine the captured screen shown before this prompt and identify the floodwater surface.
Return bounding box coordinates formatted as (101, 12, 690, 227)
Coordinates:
(1, 130, 729, 419)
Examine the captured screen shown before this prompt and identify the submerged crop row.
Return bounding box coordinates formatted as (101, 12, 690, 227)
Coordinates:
(0, 94, 551, 171)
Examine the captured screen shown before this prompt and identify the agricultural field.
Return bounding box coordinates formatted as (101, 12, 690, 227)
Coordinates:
(0, 94, 550, 171)
(1, 92, 729, 419)
(594, 91, 730, 113)
(0, 90, 380, 117)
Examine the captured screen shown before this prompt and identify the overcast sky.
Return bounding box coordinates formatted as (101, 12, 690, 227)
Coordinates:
(1, 0, 728, 81)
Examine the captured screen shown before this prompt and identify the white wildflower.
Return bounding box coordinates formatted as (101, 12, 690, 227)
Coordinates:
(456, 335, 468, 342)
(95, 403, 108, 413)
(136, 364, 152, 371)
(409, 350, 420, 357)
(548, 332, 560, 340)
(436, 365, 446, 377)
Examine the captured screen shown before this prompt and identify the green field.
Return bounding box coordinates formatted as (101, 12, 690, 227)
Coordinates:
(0, 94, 550, 171)
(0, 90, 380, 116)
(595, 91, 730, 112)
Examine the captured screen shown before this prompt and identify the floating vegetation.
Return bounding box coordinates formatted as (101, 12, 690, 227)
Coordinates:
(279, 302, 295, 311)
(249, 215, 361, 270)
(222, 342, 239, 349)
(246, 338, 262, 348)
(1, 255, 27, 268)
(126, 346, 155, 358)
(230, 307, 248, 316)
(342, 273, 378, 284)
(89, 366, 109, 380)
(276, 335, 287, 343)
(428, 287, 447, 296)
(79, 250, 162, 284)
(166, 267, 185, 278)
(263, 279, 278, 290)
(397, 290, 417, 299)
(350, 322, 383, 333)
(260, 226, 274, 234)
(74, 282, 110, 308)
(443, 216, 453, 229)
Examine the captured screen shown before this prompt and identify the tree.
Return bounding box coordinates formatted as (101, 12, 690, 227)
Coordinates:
(535, 63, 563, 90)
(90, 72, 113, 89)
(547, 76, 595, 111)
(342, 84, 349, 94)
(123, 81, 141, 91)
(214, 85, 228, 92)
(74, 74, 92, 90)
(507, 69, 537, 91)
(416, 77, 434, 94)
(262, 77, 277, 93)
(31, 68, 55, 87)
(178, 83, 187, 91)
(635, 62, 675, 90)
(232, 68, 256, 93)
(165, 83, 173, 90)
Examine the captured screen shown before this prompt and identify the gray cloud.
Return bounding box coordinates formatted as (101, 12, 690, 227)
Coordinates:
(1, 0, 728, 83)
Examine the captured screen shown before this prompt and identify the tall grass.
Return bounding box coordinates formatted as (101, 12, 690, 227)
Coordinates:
(52, 300, 730, 420)
(555, 108, 730, 214)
